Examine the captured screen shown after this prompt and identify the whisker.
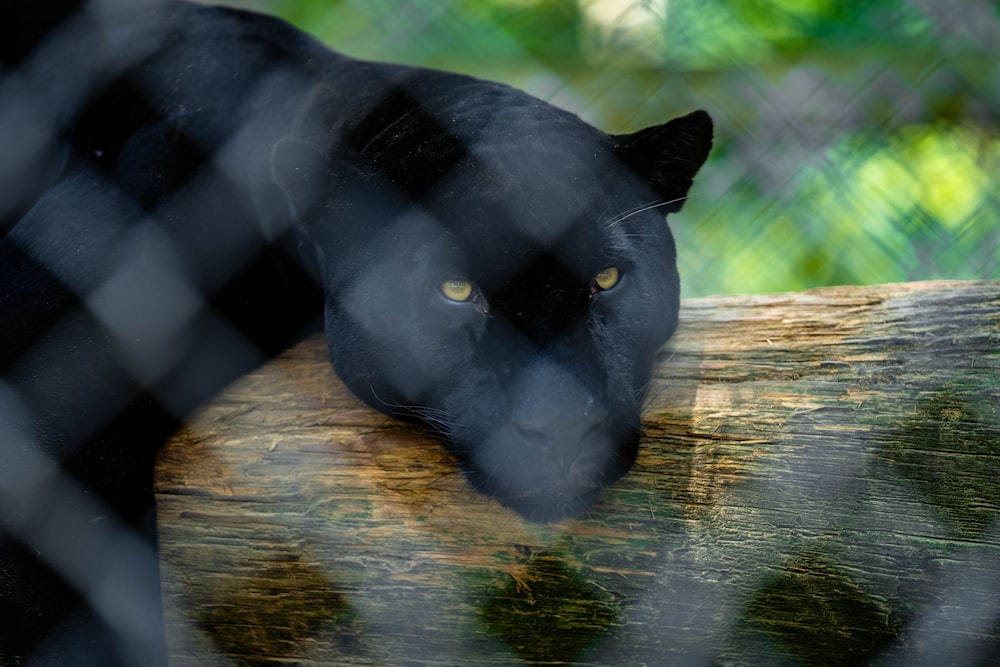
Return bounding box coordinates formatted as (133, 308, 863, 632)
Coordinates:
(604, 195, 690, 228)
(368, 386, 459, 436)
(639, 336, 694, 410)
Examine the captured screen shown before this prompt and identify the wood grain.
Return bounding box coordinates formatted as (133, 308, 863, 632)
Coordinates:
(156, 279, 1000, 665)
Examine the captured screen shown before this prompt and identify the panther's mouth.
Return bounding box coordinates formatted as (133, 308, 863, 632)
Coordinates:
(487, 483, 606, 523)
(453, 415, 640, 523)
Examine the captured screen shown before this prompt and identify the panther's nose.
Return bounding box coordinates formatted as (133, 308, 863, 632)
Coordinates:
(511, 393, 609, 476)
(512, 399, 608, 449)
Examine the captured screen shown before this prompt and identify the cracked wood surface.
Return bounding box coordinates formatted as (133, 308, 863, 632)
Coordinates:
(156, 279, 1000, 665)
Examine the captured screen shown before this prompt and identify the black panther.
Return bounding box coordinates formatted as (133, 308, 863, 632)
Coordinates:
(0, 1, 712, 663)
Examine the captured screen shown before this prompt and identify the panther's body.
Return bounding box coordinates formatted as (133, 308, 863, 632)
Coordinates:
(0, 1, 711, 663)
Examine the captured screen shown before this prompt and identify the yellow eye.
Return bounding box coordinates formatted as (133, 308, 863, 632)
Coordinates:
(592, 266, 620, 291)
(441, 279, 474, 302)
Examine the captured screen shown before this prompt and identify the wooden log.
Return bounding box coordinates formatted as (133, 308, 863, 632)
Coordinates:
(155, 279, 1000, 665)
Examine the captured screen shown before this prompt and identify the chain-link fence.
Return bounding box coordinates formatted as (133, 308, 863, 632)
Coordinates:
(249, 0, 1000, 296)
(1, 0, 997, 665)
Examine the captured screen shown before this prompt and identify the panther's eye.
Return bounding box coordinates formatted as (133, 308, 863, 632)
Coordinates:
(591, 266, 620, 293)
(441, 279, 475, 302)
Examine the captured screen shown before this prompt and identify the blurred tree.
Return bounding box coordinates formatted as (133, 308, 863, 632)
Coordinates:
(226, 0, 998, 296)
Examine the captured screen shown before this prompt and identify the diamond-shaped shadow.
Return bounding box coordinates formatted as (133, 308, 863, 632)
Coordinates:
(197, 553, 359, 661)
(879, 382, 1000, 537)
(477, 553, 620, 664)
(739, 552, 901, 666)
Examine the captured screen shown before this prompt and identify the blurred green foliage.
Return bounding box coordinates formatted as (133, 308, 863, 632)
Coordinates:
(227, 0, 998, 297)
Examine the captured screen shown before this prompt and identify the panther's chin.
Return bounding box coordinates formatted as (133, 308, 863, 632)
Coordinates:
(492, 486, 605, 524)
(453, 425, 639, 523)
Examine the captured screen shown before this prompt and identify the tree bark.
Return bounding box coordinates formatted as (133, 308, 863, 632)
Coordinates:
(156, 279, 1000, 665)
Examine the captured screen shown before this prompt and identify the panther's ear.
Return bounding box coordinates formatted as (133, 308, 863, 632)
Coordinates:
(613, 109, 713, 213)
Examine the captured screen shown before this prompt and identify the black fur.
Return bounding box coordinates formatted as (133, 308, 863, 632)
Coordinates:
(0, 1, 712, 663)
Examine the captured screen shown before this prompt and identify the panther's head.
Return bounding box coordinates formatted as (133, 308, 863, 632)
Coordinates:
(273, 78, 712, 521)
